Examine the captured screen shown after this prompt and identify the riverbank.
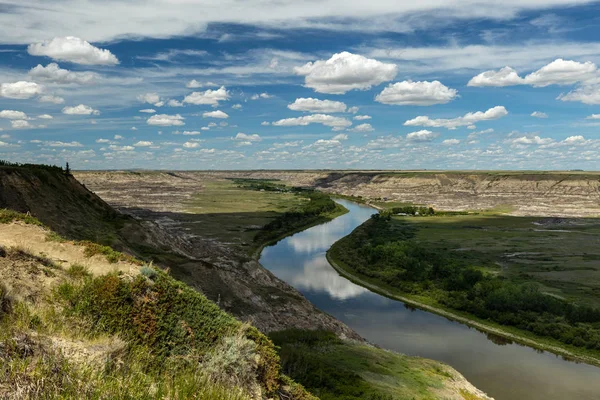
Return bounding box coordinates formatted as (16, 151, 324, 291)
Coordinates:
(326, 249, 600, 368)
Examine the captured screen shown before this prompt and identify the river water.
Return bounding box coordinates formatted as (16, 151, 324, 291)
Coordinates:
(259, 199, 600, 400)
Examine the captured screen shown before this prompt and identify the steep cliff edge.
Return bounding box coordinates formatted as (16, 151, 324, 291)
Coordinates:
(0, 166, 359, 338)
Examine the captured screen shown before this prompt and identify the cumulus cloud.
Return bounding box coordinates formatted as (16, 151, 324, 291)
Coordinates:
(353, 115, 371, 120)
(44, 141, 83, 147)
(27, 36, 119, 65)
(366, 135, 403, 150)
(349, 123, 374, 132)
(38, 114, 53, 119)
(134, 141, 153, 147)
(29, 63, 98, 84)
(468, 59, 597, 87)
(235, 133, 261, 142)
(406, 129, 438, 142)
(183, 86, 229, 105)
(1, 81, 44, 99)
(404, 106, 508, 130)
(531, 111, 548, 118)
(109, 144, 135, 151)
(232, 104, 242, 110)
(442, 138, 460, 145)
(0, 110, 28, 120)
(186, 80, 217, 88)
(586, 114, 600, 119)
(62, 104, 100, 115)
(331, 133, 348, 141)
(467, 67, 523, 87)
(347, 106, 359, 114)
(167, 99, 183, 107)
(272, 114, 352, 130)
(203, 110, 229, 119)
(509, 135, 554, 146)
(147, 114, 185, 126)
(138, 93, 162, 106)
(563, 135, 586, 144)
(139, 109, 156, 113)
(558, 84, 600, 104)
(173, 130, 201, 135)
(251, 93, 273, 100)
(294, 52, 397, 94)
(288, 98, 347, 113)
(375, 80, 458, 106)
(183, 141, 200, 148)
(39, 94, 64, 104)
(10, 120, 31, 129)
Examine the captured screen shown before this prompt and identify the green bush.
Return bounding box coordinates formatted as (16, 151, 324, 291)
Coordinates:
(0, 209, 44, 226)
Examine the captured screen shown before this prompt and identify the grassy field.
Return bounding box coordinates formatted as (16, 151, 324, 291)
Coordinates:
(182, 179, 346, 254)
(270, 330, 487, 400)
(182, 180, 308, 250)
(402, 214, 600, 308)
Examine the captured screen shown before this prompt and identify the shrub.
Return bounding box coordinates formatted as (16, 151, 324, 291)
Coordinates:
(66, 264, 91, 279)
(140, 265, 158, 280)
(0, 209, 44, 226)
(0, 284, 12, 318)
(202, 325, 259, 393)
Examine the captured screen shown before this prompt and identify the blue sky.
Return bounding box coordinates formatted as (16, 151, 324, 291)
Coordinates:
(1, 1, 600, 170)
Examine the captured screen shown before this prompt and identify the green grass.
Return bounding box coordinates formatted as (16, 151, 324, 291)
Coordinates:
(270, 329, 475, 400)
(0, 208, 44, 226)
(401, 214, 600, 308)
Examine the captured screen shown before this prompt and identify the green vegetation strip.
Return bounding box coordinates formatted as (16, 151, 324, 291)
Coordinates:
(327, 214, 600, 366)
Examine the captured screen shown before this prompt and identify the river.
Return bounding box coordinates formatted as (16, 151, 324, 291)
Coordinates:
(259, 199, 600, 400)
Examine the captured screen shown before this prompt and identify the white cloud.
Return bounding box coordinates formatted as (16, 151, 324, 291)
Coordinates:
(1, 81, 44, 99)
(10, 120, 31, 129)
(134, 141, 153, 147)
(404, 106, 508, 130)
(39, 94, 64, 104)
(29, 63, 98, 85)
(375, 80, 458, 106)
(186, 80, 218, 88)
(366, 135, 403, 149)
(109, 144, 135, 151)
(288, 98, 347, 113)
(173, 130, 201, 135)
(442, 138, 460, 145)
(353, 115, 371, 120)
(45, 141, 82, 147)
(563, 135, 586, 144)
(203, 110, 229, 119)
(558, 84, 600, 104)
(131, 127, 138, 131)
(467, 67, 524, 87)
(114, 135, 124, 140)
(96, 138, 110, 143)
(331, 133, 348, 141)
(138, 93, 162, 106)
(139, 109, 156, 113)
(183, 86, 229, 105)
(0, 110, 28, 120)
(347, 106, 359, 114)
(406, 129, 438, 142)
(530, 111, 548, 118)
(349, 123, 374, 132)
(38, 114, 53, 119)
(586, 114, 600, 119)
(167, 99, 184, 107)
(62, 104, 100, 115)
(235, 133, 261, 142)
(183, 141, 200, 148)
(232, 104, 242, 110)
(509, 135, 554, 146)
(251, 92, 273, 100)
(468, 59, 597, 87)
(294, 52, 397, 94)
(272, 114, 352, 130)
(261, 121, 270, 126)
(27, 36, 119, 65)
(147, 114, 185, 126)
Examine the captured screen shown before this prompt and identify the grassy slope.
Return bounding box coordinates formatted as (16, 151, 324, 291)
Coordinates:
(327, 215, 600, 367)
(270, 330, 487, 400)
(0, 214, 314, 399)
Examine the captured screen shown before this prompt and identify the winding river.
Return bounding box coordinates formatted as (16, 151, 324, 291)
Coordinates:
(259, 199, 600, 400)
